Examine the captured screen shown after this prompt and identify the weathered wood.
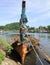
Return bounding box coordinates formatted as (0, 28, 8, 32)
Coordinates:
(11, 35, 39, 65)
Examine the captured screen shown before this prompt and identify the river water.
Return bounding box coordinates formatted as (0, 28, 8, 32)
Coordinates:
(0, 32, 50, 65)
(32, 33, 50, 57)
(25, 33, 50, 65)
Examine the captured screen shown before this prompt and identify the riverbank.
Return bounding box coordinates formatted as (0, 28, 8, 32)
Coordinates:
(0, 33, 50, 65)
(0, 37, 21, 65)
(0, 48, 21, 65)
(0, 34, 39, 65)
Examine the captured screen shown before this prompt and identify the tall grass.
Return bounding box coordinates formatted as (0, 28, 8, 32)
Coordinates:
(0, 37, 13, 65)
(0, 53, 5, 65)
(0, 37, 13, 52)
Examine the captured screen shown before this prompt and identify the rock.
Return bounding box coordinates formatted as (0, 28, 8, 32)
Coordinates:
(0, 49, 6, 56)
(2, 58, 21, 65)
(0, 44, 7, 51)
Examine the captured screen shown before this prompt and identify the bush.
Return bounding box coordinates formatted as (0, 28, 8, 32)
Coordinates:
(7, 44, 13, 53)
(0, 37, 13, 53)
(0, 53, 5, 65)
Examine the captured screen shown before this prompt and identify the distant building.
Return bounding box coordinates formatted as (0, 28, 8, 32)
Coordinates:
(0, 30, 3, 34)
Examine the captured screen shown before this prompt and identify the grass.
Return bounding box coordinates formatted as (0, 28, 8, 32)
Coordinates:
(0, 37, 13, 65)
(0, 53, 5, 65)
(0, 37, 13, 53)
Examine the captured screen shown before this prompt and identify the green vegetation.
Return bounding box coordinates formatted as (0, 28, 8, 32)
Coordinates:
(0, 38, 13, 52)
(0, 53, 5, 65)
(0, 22, 50, 32)
(7, 44, 13, 53)
(0, 22, 20, 30)
(47, 25, 50, 32)
(0, 38, 13, 65)
(28, 26, 50, 33)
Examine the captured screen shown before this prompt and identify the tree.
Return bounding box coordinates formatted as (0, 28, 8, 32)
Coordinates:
(0, 22, 20, 30)
(47, 25, 50, 32)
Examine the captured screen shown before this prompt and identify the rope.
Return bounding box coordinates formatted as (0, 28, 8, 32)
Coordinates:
(38, 44, 50, 62)
(28, 36, 44, 65)
(31, 45, 44, 65)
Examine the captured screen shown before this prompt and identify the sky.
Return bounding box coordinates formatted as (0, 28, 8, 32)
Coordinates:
(0, 0, 50, 27)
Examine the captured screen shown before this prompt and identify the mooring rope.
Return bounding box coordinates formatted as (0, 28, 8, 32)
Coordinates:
(31, 45, 44, 65)
(28, 37, 44, 65)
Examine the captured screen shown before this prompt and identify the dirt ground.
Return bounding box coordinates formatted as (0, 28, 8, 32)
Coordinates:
(2, 58, 21, 65)
(0, 48, 21, 65)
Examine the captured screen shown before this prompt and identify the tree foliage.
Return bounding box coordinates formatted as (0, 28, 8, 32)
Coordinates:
(0, 22, 20, 30)
(0, 38, 13, 52)
(0, 53, 5, 65)
(47, 25, 50, 31)
(0, 22, 50, 32)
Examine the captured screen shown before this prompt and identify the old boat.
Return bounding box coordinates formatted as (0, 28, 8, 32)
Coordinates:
(11, 0, 39, 65)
